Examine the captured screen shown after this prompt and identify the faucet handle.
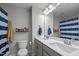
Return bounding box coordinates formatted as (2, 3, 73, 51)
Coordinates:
(64, 39, 71, 45)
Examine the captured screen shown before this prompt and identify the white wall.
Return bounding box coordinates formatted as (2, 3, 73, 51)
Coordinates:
(32, 7, 53, 55)
(32, 7, 44, 55)
(0, 4, 32, 55)
(45, 13, 53, 36)
(1, 4, 30, 40)
(53, 15, 60, 37)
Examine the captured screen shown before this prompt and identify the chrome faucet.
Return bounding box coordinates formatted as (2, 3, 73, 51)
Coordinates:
(44, 35, 50, 40)
(64, 39, 72, 45)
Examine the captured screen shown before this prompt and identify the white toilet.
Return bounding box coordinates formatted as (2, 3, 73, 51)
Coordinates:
(17, 40, 28, 56)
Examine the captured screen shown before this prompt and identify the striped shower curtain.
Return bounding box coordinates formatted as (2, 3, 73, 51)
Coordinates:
(0, 7, 9, 56)
(60, 17, 79, 40)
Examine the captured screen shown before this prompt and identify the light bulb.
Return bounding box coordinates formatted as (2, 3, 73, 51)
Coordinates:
(48, 4, 52, 9)
(43, 11, 45, 14)
(45, 8, 48, 12)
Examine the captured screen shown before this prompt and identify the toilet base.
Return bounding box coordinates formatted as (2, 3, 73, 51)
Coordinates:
(17, 49, 28, 56)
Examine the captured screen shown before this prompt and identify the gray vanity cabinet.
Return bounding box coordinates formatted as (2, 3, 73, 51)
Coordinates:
(35, 39, 43, 56)
(35, 39, 61, 56)
(43, 44, 61, 56)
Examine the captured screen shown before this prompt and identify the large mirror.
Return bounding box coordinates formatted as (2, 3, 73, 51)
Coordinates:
(44, 3, 79, 41)
(53, 3, 79, 40)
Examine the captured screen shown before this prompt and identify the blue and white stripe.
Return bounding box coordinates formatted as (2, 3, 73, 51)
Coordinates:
(0, 7, 9, 56)
(60, 17, 78, 23)
(0, 31, 7, 35)
(60, 17, 79, 40)
(0, 11, 8, 20)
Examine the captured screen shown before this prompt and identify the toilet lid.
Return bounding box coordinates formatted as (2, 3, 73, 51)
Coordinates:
(18, 49, 28, 56)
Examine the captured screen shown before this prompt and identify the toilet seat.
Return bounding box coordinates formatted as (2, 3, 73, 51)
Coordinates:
(17, 49, 28, 56)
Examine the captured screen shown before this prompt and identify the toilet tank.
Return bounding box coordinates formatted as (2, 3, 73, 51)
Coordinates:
(18, 40, 27, 49)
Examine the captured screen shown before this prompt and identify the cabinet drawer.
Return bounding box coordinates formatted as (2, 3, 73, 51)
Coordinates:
(43, 44, 61, 56)
(34, 39, 43, 56)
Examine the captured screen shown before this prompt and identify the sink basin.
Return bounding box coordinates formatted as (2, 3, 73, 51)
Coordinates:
(72, 40, 79, 46)
(49, 42, 78, 53)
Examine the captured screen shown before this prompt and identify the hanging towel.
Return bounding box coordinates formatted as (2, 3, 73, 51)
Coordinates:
(38, 25, 42, 36)
(48, 26, 52, 36)
(8, 21, 14, 42)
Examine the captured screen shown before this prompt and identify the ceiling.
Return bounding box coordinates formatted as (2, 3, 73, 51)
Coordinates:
(3, 3, 79, 20)
(7, 3, 49, 10)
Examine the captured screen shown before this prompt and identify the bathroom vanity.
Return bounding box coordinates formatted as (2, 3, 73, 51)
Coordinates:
(34, 38, 61, 56)
(34, 37, 79, 56)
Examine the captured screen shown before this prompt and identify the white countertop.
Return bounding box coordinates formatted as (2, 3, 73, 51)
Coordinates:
(35, 36, 79, 56)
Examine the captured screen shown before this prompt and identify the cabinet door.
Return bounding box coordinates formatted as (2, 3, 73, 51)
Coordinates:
(43, 50, 49, 56)
(35, 39, 42, 56)
(43, 44, 61, 56)
(36, 45, 42, 56)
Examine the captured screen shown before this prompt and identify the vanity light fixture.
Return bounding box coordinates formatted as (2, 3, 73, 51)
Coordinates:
(43, 3, 60, 15)
(43, 8, 49, 15)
